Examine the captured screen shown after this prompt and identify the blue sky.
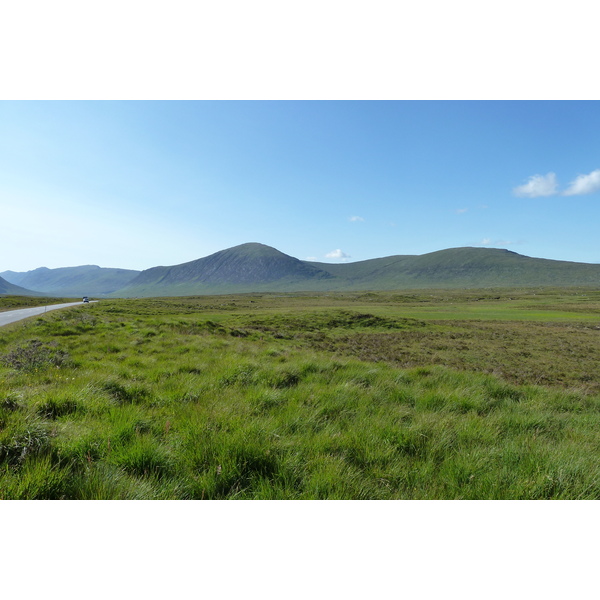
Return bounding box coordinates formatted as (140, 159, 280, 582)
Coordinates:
(2, 100, 599, 272)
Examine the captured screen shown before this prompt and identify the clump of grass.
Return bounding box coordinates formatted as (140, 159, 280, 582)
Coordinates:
(1, 394, 22, 412)
(67, 463, 164, 500)
(268, 368, 301, 389)
(249, 390, 287, 415)
(0, 456, 71, 500)
(108, 434, 174, 479)
(101, 381, 151, 405)
(36, 397, 81, 419)
(181, 426, 284, 499)
(0, 421, 51, 466)
(219, 364, 259, 387)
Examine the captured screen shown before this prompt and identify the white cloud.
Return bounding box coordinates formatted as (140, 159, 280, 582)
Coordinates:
(455, 208, 468, 214)
(563, 169, 600, 196)
(513, 172, 558, 197)
(478, 238, 522, 247)
(348, 216, 364, 222)
(325, 249, 351, 260)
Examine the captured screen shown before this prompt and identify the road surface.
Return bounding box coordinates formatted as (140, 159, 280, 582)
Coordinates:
(0, 302, 89, 328)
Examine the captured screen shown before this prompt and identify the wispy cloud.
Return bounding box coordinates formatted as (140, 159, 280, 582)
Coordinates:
(348, 216, 364, 222)
(455, 208, 468, 214)
(478, 238, 522, 247)
(563, 169, 600, 196)
(513, 173, 558, 198)
(325, 249, 351, 260)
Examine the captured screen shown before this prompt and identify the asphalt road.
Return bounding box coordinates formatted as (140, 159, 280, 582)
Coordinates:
(0, 302, 88, 328)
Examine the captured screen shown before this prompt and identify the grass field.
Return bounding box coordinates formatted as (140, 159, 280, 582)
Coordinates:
(1, 288, 600, 499)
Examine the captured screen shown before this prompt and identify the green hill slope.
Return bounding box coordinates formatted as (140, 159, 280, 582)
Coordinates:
(335, 248, 600, 289)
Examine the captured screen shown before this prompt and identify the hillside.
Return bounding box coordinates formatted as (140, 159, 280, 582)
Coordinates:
(117, 243, 334, 296)
(310, 247, 600, 289)
(0, 275, 41, 296)
(113, 245, 600, 297)
(5, 244, 600, 298)
(1, 265, 140, 297)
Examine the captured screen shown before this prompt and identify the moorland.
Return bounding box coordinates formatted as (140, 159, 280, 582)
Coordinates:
(1, 288, 600, 499)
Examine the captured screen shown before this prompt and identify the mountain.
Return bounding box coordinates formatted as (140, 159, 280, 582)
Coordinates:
(1, 265, 140, 297)
(0, 275, 42, 296)
(117, 243, 334, 297)
(112, 244, 600, 297)
(5, 244, 600, 298)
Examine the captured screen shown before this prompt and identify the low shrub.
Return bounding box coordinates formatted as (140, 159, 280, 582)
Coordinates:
(2, 340, 70, 372)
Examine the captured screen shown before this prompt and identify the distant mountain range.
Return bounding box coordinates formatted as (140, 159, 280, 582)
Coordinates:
(1, 265, 140, 297)
(2, 243, 600, 298)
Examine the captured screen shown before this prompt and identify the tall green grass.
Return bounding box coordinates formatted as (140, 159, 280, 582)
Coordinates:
(1, 293, 600, 499)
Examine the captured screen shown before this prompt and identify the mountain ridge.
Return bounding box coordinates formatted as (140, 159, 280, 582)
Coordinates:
(113, 243, 600, 297)
(1, 265, 140, 297)
(3, 243, 600, 298)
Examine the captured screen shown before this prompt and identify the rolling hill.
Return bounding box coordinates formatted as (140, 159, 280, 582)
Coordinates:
(311, 247, 600, 289)
(113, 244, 600, 297)
(1, 265, 140, 297)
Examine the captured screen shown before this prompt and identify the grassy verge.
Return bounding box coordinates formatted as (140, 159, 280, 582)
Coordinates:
(0, 296, 77, 312)
(1, 290, 600, 499)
